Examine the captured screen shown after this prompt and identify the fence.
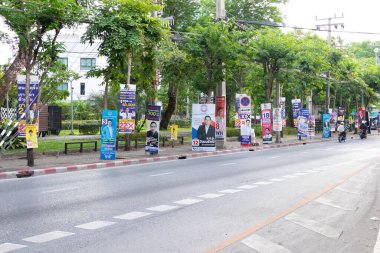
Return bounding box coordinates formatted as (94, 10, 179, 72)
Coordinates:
(0, 107, 17, 121)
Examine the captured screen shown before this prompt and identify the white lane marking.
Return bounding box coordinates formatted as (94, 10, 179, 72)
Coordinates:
(41, 187, 79, 194)
(174, 198, 204, 205)
(269, 178, 285, 182)
(285, 213, 342, 239)
(220, 163, 237, 166)
(75, 220, 116, 230)
(304, 170, 318, 173)
(269, 156, 280, 159)
(254, 181, 273, 185)
(146, 205, 179, 212)
(113, 211, 151, 220)
(237, 185, 258, 190)
(198, 193, 224, 199)
(242, 234, 294, 253)
(301, 152, 309, 154)
(283, 175, 298, 179)
(374, 225, 380, 253)
(0, 243, 27, 253)
(219, 189, 243, 194)
(315, 197, 356, 211)
(149, 172, 174, 177)
(294, 172, 308, 176)
(23, 231, 74, 243)
(336, 187, 360, 195)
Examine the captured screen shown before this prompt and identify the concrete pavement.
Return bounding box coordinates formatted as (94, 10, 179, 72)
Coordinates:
(0, 133, 346, 179)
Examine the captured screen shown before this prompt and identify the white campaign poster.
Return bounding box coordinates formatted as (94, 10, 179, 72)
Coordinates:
(192, 104, 216, 151)
(273, 107, 282, 132)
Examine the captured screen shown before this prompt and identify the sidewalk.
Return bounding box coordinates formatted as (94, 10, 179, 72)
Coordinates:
(0, 133, 336, 179)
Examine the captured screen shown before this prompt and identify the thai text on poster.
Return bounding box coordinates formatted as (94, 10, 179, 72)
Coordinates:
(146, 105, 161, 154)
(261, 103, 272, 144)
(100, 110, 117, 160)
(192, 104, 216, 151)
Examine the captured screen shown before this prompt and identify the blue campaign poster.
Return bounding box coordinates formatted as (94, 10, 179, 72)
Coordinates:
(100, 110, 117, 160)
(322, 113, 331, 138)
(146, 105, 161, 154)
(297, 109, 309, 137)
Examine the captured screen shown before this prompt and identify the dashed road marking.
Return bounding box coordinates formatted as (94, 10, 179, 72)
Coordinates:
(269, 156, 280, 159)
(283, 175, 298, 179)
(75, 220, 116, 230)
(304, 170, 318, 173)
(219, 189, 243, 194)
(315, 196, 356, 211)
(220, 163, 237, 166)
(0, 243, 27, 253)
(336, 187, 360, 194)
(198, 193, 224, 199)
(269, 178, 285, 182)
(149, 172, 174, 177)
(146, 205, 179, 212)
(285, 213, 342, 239)
(242, 234, 294, 253)
(23, 231, 74, 243)
(173, 198, 203, 205)
(254, 181, 273, 185)
(113, 211, 152, 220)
(237, 185, 258, 190)
(294, 172, 308, 176)
(41, 187, 79, 194)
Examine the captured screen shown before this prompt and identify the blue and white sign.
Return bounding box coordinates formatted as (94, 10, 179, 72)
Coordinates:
(100, 110, 117, 160)
(322, 113, 331, 138)
(297, 109, 309, 137)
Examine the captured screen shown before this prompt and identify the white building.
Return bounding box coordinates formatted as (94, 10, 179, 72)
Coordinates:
(56, 30, 107, 101)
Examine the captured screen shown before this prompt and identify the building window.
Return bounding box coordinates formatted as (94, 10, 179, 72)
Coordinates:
(57, 57, 68, 70)
(80, 82, 85, 95)
(58, 83, 68, 91)
(80, 58, 96, 70)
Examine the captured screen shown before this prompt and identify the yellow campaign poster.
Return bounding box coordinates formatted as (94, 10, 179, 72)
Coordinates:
(170, 125, 178, 140)
(26, 124, 38, 148)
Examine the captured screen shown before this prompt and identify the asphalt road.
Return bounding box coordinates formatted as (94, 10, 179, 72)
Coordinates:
(1, 136, 380, 253)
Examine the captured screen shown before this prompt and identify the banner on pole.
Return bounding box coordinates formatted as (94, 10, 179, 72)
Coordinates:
(100, 110, 117, 160)
(119, 85, 136, 134)
(26, 124, 38, 148)
(192, 104, 216, 151)
(17, 75, 39, 137)
(170, 124, 178, 140)
(239, 95, 251, 146)
(261, 103, 272, 144)
(280, 97, 286, 127)
(322, 113, 331, 138)
(291, 99, 301, 128)
(215, 96, 225, 141)
(146, 105, 161, 154)
(297, 109, 309, 137)
(330, 111, 337, 131)
(273, 107, 282, 132)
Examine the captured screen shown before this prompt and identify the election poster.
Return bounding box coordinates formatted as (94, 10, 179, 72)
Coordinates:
(192, 104, 216, 151)
(337, 106, 345, 129)
(25, 124, 38, 149)
(17, 75, 39, 137)
(261, 103, 272, 144)
(322, 114, 331, 138)
(280, 97, 286, 127)
(100, 110, 117, 160)
(330, 111, 337, 132)
(291, 99, 301, 128)
(215, 96, 225, 141)
(297, 109, 309, 137)
(239, 95, 251, 146)
(119, 85, 136, 134)
(273, 107, 282, 132)
(357, 108, 366, 127)
(170, 124, 178, 140)
(308, 115, 315, 137)
(234, 94, 241, 128)
(146, 105, 161, 154)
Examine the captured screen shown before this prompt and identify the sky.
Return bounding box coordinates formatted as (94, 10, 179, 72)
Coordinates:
(1, 0, 380, 65)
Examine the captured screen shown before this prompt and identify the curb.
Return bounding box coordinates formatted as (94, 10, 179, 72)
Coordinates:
(0, 139, 333, 180)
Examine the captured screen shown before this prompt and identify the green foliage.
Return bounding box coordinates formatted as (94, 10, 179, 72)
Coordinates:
(56, 101, 99, 121)
(62, 120, 99, 130)
(78, 123, 99, 135)
(169, 119, 191, 128)
(0, 121, 26, 150)
(226, 127, 239, 137)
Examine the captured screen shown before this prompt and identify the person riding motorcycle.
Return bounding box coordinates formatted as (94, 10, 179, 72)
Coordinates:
(360, 120, 367, 139)
(337, 122, 346, 141)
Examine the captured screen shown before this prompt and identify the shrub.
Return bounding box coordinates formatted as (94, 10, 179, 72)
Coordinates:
(226, 127, 240, 137)
(78, 123, 100, 135)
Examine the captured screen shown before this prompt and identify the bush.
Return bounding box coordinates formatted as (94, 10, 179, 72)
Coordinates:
(226, 128, 240, 137)
(78, 123, 100, 135)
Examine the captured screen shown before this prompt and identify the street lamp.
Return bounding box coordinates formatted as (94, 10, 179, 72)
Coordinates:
(70, 78, 74, 135)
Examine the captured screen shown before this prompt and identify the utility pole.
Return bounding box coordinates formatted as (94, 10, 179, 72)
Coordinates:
(215, 0, 226, 149)
(316, 14, 344, 114)
(275, 80, 281, 143)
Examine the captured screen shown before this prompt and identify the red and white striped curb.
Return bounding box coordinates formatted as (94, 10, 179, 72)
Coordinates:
(0, 139, 332, 180)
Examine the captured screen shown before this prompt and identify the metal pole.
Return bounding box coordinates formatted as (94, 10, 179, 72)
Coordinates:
(275, 80, 281, 143)
(70, 80, 74, 135)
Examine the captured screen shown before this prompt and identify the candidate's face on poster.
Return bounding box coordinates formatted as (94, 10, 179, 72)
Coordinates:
(217, 108, 223, 117)
(29, 130, 33, 137)
(108, 120, 112, 127)
(150, 122, 157, 132)
(204, 116, 211, 126)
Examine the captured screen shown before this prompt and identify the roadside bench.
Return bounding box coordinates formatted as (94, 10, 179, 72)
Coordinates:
(64, 140, 98, 154)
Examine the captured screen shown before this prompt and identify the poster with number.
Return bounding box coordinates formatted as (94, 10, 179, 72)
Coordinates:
(330, 111, 337, 132)
(170, 125, 178, 140)
(215, 96, 225, 141)
(119, 85, 136, 134)
(357, 108, 366, 127)
(297, 109, 309, 137)
(17, 75, 39, 137)
(239, 95, 251, 146)
(192, 104, 216, 151)
(280, 97, 286, 127)
(234, 94, 241, 128)
(146, 105, 161, 154)
(25, 124, 38, 148)
(322, 114, 331, 138)
(261, 103, 272, 144)
(100, 110, 117, 160)
(292, 99, 301, 128)
(273, 108, 282, 132)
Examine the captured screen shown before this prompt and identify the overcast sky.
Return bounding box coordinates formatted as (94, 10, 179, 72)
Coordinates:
(1, 0, 380, 65)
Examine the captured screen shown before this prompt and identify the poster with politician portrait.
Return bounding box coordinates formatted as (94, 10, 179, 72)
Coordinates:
(192, 104, 216, 151)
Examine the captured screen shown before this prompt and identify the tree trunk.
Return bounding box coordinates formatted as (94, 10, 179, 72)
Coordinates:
(160, 83, 178, 130)
(0, 50, 25, 105)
